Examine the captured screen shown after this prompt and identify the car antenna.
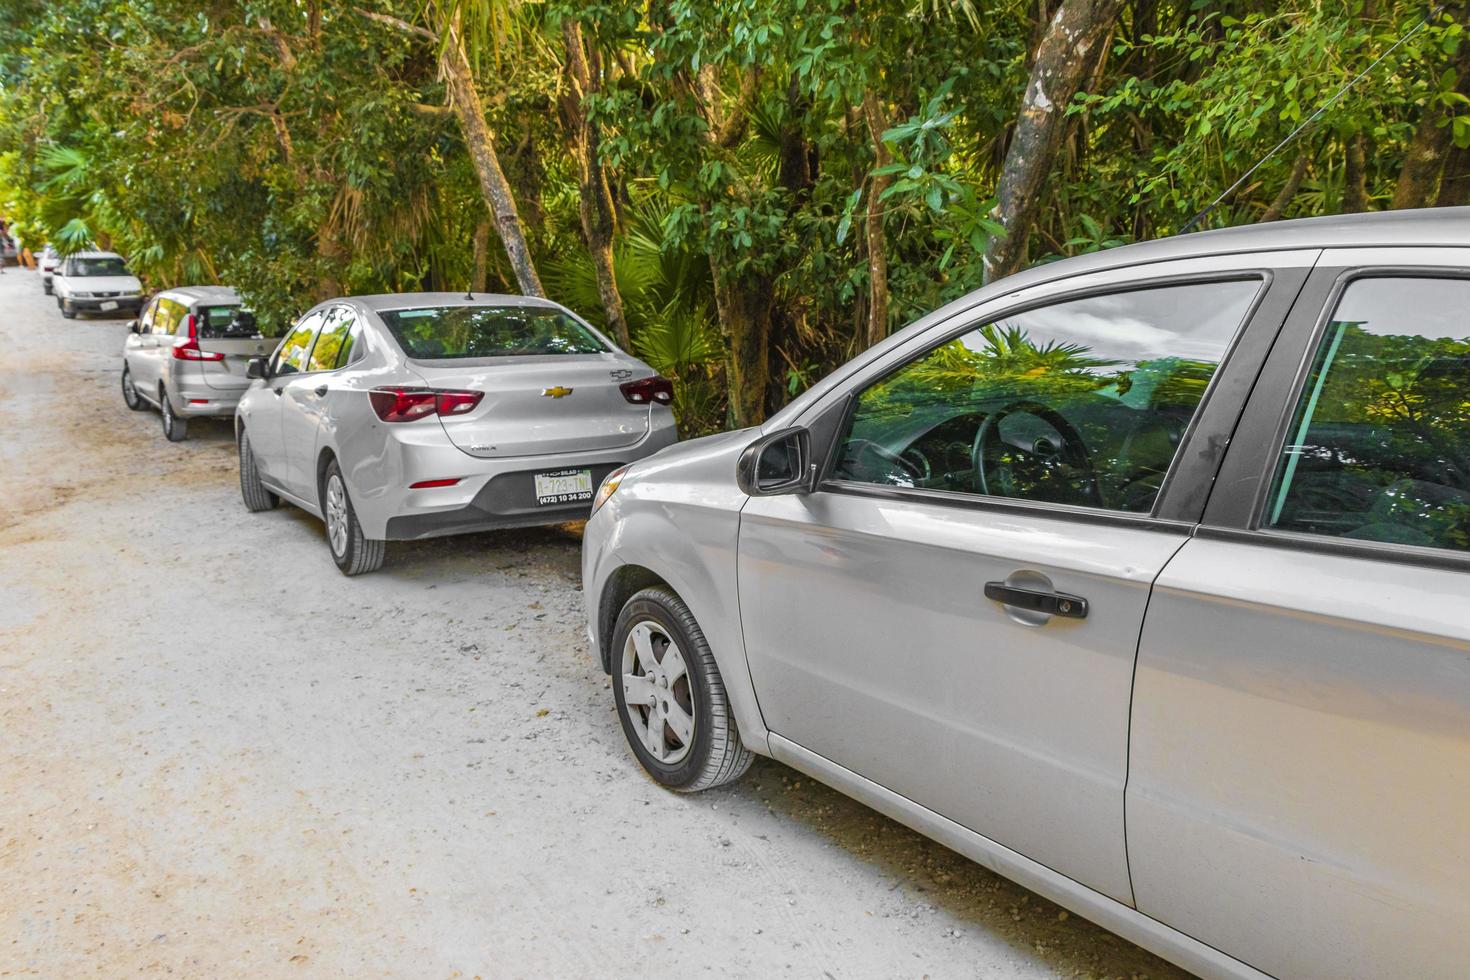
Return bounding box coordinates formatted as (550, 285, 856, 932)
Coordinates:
(1179, 3, 1443, 235)
(464, 288, 474, 300)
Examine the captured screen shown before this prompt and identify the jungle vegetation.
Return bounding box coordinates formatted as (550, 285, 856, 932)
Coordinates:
(1, 0, 1466, 434)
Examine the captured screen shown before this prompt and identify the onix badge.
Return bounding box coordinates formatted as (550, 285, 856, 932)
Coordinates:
(541, 386, 574, 398)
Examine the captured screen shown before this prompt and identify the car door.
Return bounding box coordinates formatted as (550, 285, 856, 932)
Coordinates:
(249, 311, 323, 488)
(1127, 249, 1470, 980)
(125, 297, 159, 393)
(737, 251, 1315, 904)
(280, 305, 358, 500)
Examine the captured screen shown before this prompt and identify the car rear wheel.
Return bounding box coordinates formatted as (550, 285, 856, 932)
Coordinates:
(121, 366, 146, 411)
(322, 459, 384, 576)
(160, 390, 188, 442)
(611, 587, 754, 792)
(237, 430, 279, 512)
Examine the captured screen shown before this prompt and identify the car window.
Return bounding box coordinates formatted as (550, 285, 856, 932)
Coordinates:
(274, 312, 322, 376)
(309, 307, 357, 372)
(1264, 276, 1470, 552)
(70, 256, 130, 277)
(377, 305, 607, 359)
(197, 304, 257, 339)
(152, 299, 182, 336)
(832, 279, 1262, 514)
(139, 299, 157, 333)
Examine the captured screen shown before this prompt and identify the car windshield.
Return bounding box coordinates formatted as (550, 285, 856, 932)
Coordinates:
(72, 257, 130, 276)
(198, 305, 257, 339)
(378, 305, 607, 359)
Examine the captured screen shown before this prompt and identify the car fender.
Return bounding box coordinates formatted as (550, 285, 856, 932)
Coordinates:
(586, 428, 771, 755)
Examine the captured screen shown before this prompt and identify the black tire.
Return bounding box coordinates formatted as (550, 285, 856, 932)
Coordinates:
(237, 429, 279, 512)
(611, 587, 754, 792)
(321, 458, 385, 576)
(42, 281, 52, 295)
(120, 365, 146, 411)
(160, 389, 188, 442)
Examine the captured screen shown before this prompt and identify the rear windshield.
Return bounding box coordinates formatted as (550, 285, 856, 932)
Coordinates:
(71, 256, 129, 276)
(378, 306, 607, 359)
(198, 305, 258, 339)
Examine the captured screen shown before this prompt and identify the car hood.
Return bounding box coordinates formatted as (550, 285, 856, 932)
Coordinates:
(66, 275, 142, 293)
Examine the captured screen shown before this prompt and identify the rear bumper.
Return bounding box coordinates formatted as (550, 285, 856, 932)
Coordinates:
(171, 379, 247, 417)
(360, 415, 677, 541)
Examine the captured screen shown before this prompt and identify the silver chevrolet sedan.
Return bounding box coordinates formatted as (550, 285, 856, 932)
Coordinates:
(236, 293, 676, 574)
(583, 208, 1470, 980)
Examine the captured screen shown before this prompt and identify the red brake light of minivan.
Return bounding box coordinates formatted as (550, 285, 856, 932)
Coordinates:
(620, 376, 674, 406)
(172, 337, 225, 361)
(369, 386, 483, 423)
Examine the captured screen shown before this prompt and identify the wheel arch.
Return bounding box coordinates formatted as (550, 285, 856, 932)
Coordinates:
(598, 564, 675, 674)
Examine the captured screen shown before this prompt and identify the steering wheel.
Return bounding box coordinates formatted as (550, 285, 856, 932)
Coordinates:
(972, 401, 1103, 505)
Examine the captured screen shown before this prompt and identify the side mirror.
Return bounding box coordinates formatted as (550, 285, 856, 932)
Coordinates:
(246, 357, 270, 380)
(737, 426, 817, 496)
(127, 320, 140, 334)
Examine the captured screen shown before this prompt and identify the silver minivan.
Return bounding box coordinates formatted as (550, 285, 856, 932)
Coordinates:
(120, 286, 274, 441)
(583, 207, 1470, 980)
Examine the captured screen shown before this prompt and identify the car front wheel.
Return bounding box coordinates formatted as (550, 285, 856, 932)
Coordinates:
(322, 459, 384, 576)
(611, 587, 754, 792)
(121, 366, 146, 411)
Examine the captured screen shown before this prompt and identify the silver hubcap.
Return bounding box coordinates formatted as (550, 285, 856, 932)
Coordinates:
(123, 371, 135, 401)
(621, 620, 695, 765)
(325, 474, 349, 557)
(161, 399, 172, 429)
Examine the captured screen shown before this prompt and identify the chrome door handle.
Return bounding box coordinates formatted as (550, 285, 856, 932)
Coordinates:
(983, 582, 1089, 619)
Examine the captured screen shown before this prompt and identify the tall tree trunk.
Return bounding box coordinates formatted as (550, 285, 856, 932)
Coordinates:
(1392, 3, 1470, 210)
(708, 252, 772, 429)
(471, 218, 490, 292)
(561, 21, 631, 349)
(1435, 141, 1470, 207)
(861, 91, 893, 351)
(439, 13, 544, 296)
(1261, 154, 1309, 222)
(984, 0, 1125, 283)
(1343, 134, 1369, 212)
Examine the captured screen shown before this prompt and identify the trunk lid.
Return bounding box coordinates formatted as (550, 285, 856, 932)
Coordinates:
(412, 354, 655, 458)
(195, 307, 272, 390)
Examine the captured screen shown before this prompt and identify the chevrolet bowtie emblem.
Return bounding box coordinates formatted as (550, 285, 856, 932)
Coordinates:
(541, 386, 574, 398)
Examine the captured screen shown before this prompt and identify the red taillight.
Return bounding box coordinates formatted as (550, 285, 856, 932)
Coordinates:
(409, 478, 462, 489)
(172, 337, 225, 361)
(368, 386, 484, 423)
(620, 376, 674, 406)
(186, 313, 197, 338)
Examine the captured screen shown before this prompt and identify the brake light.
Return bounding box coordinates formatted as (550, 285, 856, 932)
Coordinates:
(368, 386, 484, 423)
(172, 337, 225, 361)
(620, 376, 674, 405)
(186, 313, 197, 338)
(409, 478, 462, 489)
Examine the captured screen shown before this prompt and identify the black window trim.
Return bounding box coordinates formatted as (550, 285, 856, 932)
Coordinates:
(811, 268, 1295, 531)
(1200, 263, 1470, 574)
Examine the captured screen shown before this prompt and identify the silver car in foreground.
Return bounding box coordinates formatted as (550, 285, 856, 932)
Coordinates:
(583, 208, 1470, 980)
(236, 292, 677, 574)
(121, 286, 272, 441)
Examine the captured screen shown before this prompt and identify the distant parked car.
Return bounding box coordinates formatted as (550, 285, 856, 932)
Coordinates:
(582, 207, 1470, 980)
(235, 293, 677, 575)
(121, 286, 272, 442)
(38, 246, 60, 292)
(52, 251, 143, 318)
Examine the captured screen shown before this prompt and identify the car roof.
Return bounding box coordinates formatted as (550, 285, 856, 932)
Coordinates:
(346, 292, 565, 313)
(155, 285, 242, 305)
(67, 250, 125, 260)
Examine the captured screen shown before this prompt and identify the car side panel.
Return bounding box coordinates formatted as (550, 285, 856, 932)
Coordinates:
(1129, 539, 1470, 980)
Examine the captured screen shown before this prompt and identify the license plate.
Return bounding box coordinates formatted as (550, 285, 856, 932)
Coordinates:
(99, 300, 118, 311)
(534, 468, 594, 506)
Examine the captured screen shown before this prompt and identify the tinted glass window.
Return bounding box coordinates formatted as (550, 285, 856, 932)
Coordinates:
(139, 299, 157, 332)
(152, 299, 183, 336)
(833, 279, 1261, 513)
(378, 305, 607, 359)
(197, 305, 257, 339)
(309, 308, 356, 372)
(70, 256, 129, 277)
(1265, 276, 1470, 552)
(274, 313, 321, 376)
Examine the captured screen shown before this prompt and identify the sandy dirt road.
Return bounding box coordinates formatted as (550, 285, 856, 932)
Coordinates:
(0, 267, 1189, 979)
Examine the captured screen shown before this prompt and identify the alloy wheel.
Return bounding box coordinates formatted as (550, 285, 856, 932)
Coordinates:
(161, 397, 173, 433)
(621, 620, 695, 765)
(325, 474, 349, 557)
(122, 369, 137, 406)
